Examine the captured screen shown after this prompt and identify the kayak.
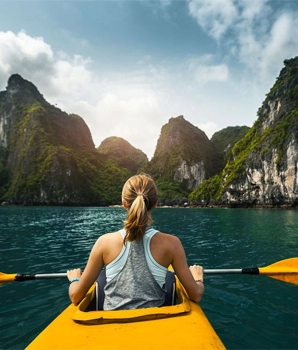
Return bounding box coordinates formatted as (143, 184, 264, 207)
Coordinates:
(26, 274, 225, 349)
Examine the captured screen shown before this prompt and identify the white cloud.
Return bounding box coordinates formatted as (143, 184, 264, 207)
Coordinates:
(185, 55, 229, 84)
(192, 64, 229, 84)
(75, 82, 166, 155)
(259, 12, 298, 80)
(0, 30, 93, 99)
(1, 5, 297, 162)
(0, 30, 53, 64)
(188, 0, 238, 40)
(0, 30, 54, 84)
(187, 0, 298, 88)
(239, 0, 271, 24)
(0, 30, 169, 158)
(49, 54, 94, 99)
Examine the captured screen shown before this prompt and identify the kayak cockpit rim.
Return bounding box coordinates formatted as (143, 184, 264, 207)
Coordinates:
(72, 276, 191, 325)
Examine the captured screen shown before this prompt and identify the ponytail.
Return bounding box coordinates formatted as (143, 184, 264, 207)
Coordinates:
(122, 174, 158, 243)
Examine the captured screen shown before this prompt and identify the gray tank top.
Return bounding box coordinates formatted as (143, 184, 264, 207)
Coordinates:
(103, 238, 165, 310)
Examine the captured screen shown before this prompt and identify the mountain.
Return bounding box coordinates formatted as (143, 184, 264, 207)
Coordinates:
(143, 116, 219, 205)
(0, 74, 101, 204)
(190, 57, 298, 208)
(2, 56, 298, 208)
(210, 126, 250, 170)
(0, 74, 140, 205)
(98, 136, 148, 173)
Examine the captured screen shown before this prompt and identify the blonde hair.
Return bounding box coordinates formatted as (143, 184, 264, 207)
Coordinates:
(122, 174, 158, 242)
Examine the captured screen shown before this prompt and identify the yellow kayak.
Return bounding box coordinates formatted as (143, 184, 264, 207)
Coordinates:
(26, 275, 225, 349)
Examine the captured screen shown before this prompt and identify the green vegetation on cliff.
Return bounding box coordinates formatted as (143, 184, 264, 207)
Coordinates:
(0, 75, 146, 205)
(144, 116, 217, 204)
(211, 126, 250, 170)
(3, 98, 100, 204)
(3, 56, 298, 207)
(189, 57, 298, 206)
(223, 57, 298, 183)
(189, 174, 222, 204)
(0, 146, 9, 198)
(98, 136, 148, 173)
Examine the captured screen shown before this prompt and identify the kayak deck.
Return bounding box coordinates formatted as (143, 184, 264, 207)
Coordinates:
(26, 276, 225, 349)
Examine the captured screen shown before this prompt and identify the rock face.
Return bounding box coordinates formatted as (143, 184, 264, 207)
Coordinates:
(145, 116, 219, 204)
(3, 56, 298, 207)
(0, 74, 103, 204)
(174, 160, 206, 190)
(220, 57, 298, 207)
(210, 126, 250, 171)
(0, 74, 151, 205)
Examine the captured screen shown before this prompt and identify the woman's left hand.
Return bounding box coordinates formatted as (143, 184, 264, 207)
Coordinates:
(189, 264, 204, 282)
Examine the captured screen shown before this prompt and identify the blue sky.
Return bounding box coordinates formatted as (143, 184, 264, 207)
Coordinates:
(1, 0, 298, 159)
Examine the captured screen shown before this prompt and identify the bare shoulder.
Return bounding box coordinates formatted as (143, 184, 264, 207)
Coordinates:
(154, 232, 183, 251)
(93, 231, 122, 248)
(150, 232, 185, 267)
(159, 231, 182, 242)
(92, 231, 123, 265)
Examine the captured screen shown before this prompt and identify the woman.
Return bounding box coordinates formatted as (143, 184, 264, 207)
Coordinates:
(67, 174, 204, 309)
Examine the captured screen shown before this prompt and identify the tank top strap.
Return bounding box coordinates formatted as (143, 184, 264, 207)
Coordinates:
(119, 229, 126, 238)
(144, 227, 159, 238)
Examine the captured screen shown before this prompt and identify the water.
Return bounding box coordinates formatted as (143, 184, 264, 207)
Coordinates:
(0, 207, 297, 349)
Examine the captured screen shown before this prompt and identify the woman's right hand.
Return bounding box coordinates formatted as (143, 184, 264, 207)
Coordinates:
(67, 268, 82, 282)
(189, 264, 204, 282)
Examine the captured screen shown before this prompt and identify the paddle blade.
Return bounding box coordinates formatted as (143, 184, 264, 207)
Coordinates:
(0, 272, 17, 286)
(259, 258, 298, 285)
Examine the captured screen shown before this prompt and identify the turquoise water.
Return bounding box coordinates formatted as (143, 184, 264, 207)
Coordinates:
(0, 207, 297, 349)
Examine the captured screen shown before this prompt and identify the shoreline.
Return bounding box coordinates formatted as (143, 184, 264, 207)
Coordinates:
(1, 202, 298, 210)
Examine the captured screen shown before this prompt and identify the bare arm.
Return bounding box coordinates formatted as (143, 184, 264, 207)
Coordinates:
(67, 236, 104, 305)
(170, 236, 204, 303)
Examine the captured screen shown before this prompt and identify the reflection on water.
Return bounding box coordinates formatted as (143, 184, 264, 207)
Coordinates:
(1, 207, 298, 349)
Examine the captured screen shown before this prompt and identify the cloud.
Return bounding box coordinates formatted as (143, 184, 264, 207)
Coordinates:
(0, 30, 168, 158)
(0, 30, 92, 99)
(188, 0, 238, 40)
(187, 0, 298, 89)
(72, 80, 166, 155)
(259, 12, 298, 80)
(0, 29, 255, 158)
(0, 30, 54, 84)
(185, 55, 229, 85)
(192, 64, 229, 84)
(48, 53, 94, 99)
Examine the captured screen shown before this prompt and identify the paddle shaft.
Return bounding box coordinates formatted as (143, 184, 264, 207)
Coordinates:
(1, 258, 297, 285)
(15, 273, 67, 282)
(7, 270, 262, 282)
(204, 268, 259, 275)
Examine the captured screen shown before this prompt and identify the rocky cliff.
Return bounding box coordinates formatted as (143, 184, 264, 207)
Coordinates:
(3, 56, 297, 208)
(144, 116, 220, 204)
(210, 126, 250, 171)
(98, 136, 148, 173)
(0, 74, 103, 204)
(190, 57, 298, 208)
(0, 74, 153, 205)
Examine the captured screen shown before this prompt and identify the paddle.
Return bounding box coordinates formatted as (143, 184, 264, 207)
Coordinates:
(0, 272, 67, 286)
(1, 258, 297, 286)
(204, 257, 298, 285)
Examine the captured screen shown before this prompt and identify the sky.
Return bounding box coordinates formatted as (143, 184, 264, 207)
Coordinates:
(0, 0, 298, 159)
